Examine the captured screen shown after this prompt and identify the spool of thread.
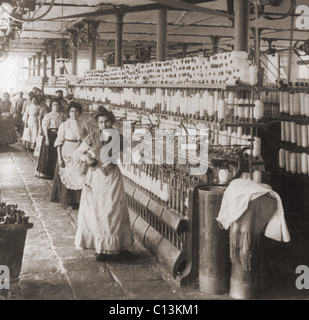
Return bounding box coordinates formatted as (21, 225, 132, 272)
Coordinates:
(237, 98, 245, 118)
(295, 123, 301, 146)
(227, 91, 235, 110)
(289, 92, 294, 115)
(290, 152, 297, 174)
(241, 172, 251, 179)
(283, 91, 289, 113)
(279, 91, 284, 113)
(301, 125, 308, 148)
(285, 121, 291, 142)
(237, 127, 243, 144)
(220, 130, 228, 145)
(281, 121, 286, 141)
(297, 152, 302, 174)
(253, 100, 264, 120)
(244, 98, 250, 119)
(294, 92, 300, 115)
(305, 93, 309, 116)
(234, 97, 239, 119)
(253, 170, 262, 183)
(218, 168, 231, 183)
(285, 150, 290, 172)
(231, 131, 237, 145)
(241, 134, 248, 146)
(253, 137, 261, 157)
(300, 92, 305, 115)
(247, 134, 252, 147)
(279, 148, 286, 169)
(214, 90, 219, 113)
(195, 92, 201, 116)
(207, 94, 215, 116)
(217, 99, 226, 120)
(290, 121, 297, 144)
(301, 153, 308, 174)
(249, 65, 258, 86)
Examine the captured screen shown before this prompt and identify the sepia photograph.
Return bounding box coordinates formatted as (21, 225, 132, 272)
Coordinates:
(0, 0, 308, 307)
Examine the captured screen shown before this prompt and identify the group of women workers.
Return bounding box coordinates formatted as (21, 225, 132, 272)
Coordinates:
(0, 89, 134, 262)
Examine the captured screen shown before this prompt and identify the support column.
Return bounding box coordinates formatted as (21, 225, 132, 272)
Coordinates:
(36, 52, 42, 76)
(115, 14, 124, 67)
(43, 53, 47, 78)
(181, 43, 187, 58)
(234, 0, 250, 52)
(50, 51, 55, 76)
(156, 8, 167, 61)
(32, 55, 36, 77)
(28, 57, 32, 78)
(89, 21, 100, 70)
(210, 36, 221, 54)
(71, 30, 79, 76)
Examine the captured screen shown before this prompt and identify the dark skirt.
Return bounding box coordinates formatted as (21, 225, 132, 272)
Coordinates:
(36, 129, 58, 178)
(50, 162, 81, 205)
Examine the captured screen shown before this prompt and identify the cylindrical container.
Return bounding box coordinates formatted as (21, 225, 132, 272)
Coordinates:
(229, 195, 277, 300)
(198, 186, 230, 295)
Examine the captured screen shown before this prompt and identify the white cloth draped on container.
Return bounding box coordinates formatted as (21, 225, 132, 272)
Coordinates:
(217, 178, 291, 242)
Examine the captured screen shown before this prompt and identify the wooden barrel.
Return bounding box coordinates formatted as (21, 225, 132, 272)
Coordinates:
(198, 185, 230, 295)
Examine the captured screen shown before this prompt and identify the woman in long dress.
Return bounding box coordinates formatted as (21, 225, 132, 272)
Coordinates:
(50, 102, 90, 209)
(0, 92, 18, 146)
(74, 107, 134, 261)
(35, 98, 63, 179)
(34, 96, 52, 157)
(20, 91, 35, 137)
(21, 95, 41, 150)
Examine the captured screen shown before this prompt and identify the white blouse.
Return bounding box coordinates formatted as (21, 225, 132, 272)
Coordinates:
(54, 118, 89, 147)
